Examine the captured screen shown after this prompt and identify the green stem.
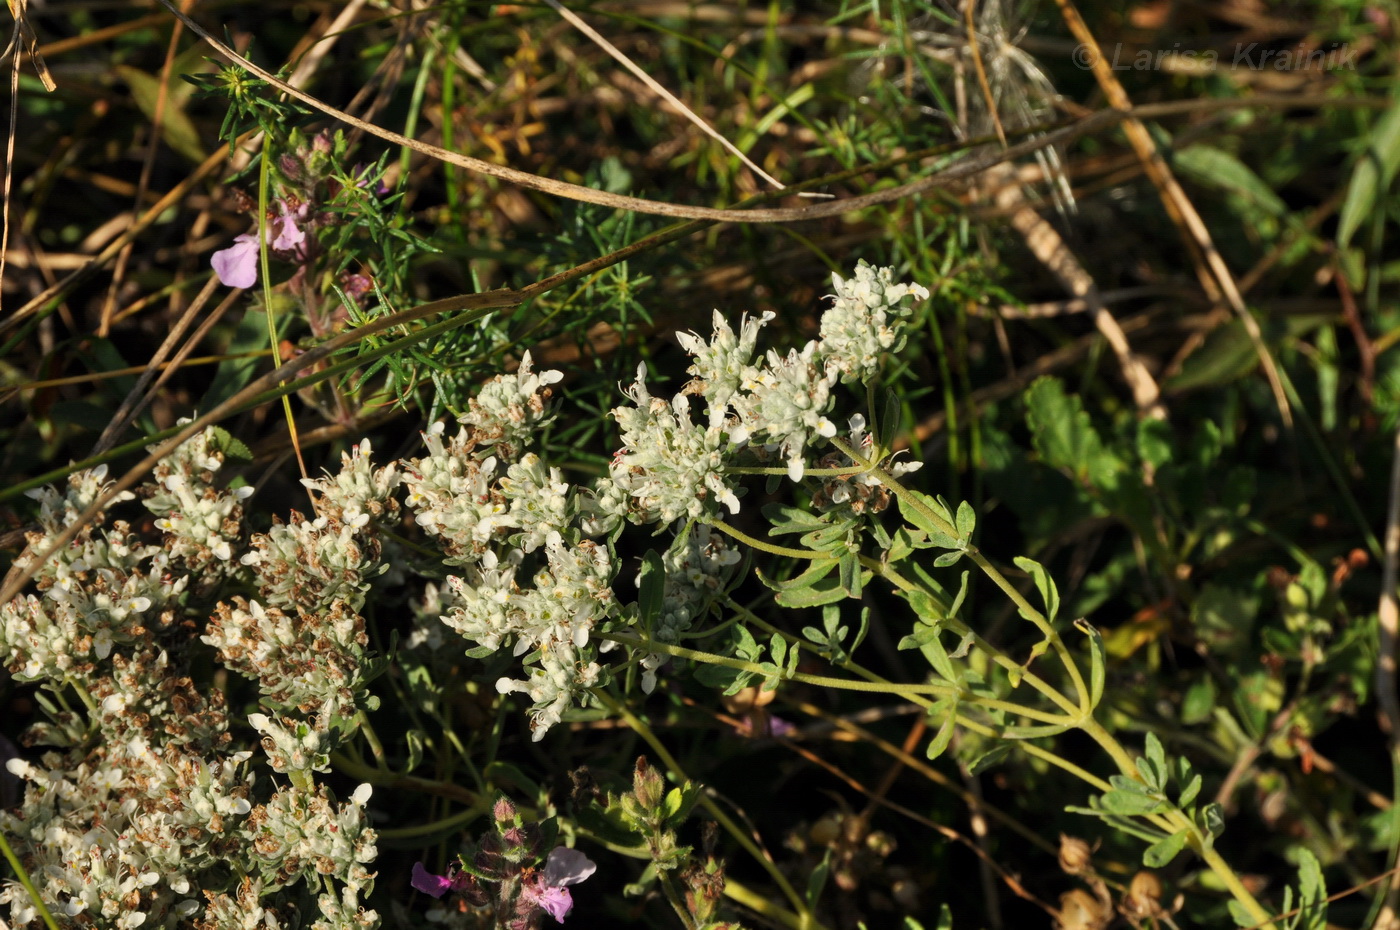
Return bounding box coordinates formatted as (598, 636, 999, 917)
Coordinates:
(0, 832, 60, 930)
(355, 711, 389, 769)
(832, 436, 1091, 713)
(593, 690, 824, 930)
(867, 559, 1084, 719)
(377, 799, 493, 841)
(705, 518, 837, 561)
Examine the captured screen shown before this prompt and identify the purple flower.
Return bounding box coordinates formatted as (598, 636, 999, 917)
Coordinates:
(211, 233, 259, 288)
(522, 847, 596, 922)
(270, 201, 310, 253)
(410, 861, 469, 899)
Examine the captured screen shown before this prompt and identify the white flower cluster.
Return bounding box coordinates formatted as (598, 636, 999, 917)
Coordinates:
(1, 431, 388, 929)
(819, 261, 931, 382)
(0, 740, 253, 929)
(402, 352, 615, 740)
(143, 421, 252, 573)
(206, 597, 371, 720)
(601, 260, 929, 508)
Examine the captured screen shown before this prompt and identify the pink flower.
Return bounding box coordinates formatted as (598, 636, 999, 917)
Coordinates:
(410, 862, 470, 899)
(211, 233, 259, 288)
(270, 203, 307, 252)
(521, 847, 596, 922)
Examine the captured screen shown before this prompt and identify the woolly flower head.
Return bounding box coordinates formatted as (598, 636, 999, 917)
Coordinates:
(606, 364, 739, 526)
(676, 310, 774, 414)
(458, 351, 563, 461)
(819, 261, 930, 382)
(730, 341, 837, 481)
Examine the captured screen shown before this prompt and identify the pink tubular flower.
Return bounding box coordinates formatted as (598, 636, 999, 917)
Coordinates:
(211, 233, 259, 288)
(410, 861, 470, 899)
(521, 847, 596, 922)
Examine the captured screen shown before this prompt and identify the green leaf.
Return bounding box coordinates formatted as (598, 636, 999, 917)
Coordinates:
(839, 551, 863, 597)
(1228, 900, 1256, 927)
(897, 489, 959, 544)
(805, 849, 832, 911)
(933, 551, 963, 568)
(1013, 556, 1060, 624)
(1024, 377, 1120, 489)
(948, 571, 971, 618)
(116, 65, 208, 163)
(1295, 847, 1327, 930)
(761, 560, 837, 593)
(955, 501, 976, 541)
(967, 743, 1013, 776)
(1175, 144, 1287, 220)
(638, 550, 665, 629)
(1200, 802, 1225, 839)
(1136, 417, 1174, 469)
(1181, 677, 1217, 725)
(1338, 96, 1400, 249)
(763, 502, 829, 535)
(661, 787, 684, 821)
(1075, 619, 1106, 711)
(1142, 829, 1189, 868)
(1178, 774, 1202, 810)
(1142, 733, 1168, 792)
(774, 574, 846, 608)
(1100, 789, 1169, 816)
(925, 697, 958, 760)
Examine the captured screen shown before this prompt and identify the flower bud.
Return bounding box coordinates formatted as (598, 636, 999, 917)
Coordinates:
(633, 756, 664, 812)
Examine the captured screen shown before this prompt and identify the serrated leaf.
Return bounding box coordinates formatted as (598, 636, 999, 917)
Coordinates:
(1142, 829, 1189, 868)
(1296, 847, 1327, 930)
(1024, 376, 1121, 489)
(638, 550, 665, 629)
(1012, 556, 1060, 624)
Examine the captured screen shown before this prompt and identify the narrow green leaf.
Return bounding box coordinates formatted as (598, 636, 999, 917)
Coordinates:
(1013, 556, 1060, 623)
(1178, 774, 1202, 810)
(1228, 900, 1255, 927)
(1142, 829, 1189, 868)
(948, 571, 971, 618)
(1099, 790, 1169, 816)
(1338, 96, 1400, 249)
(967, 743, 1013, 776)
(933, 551, 963, 568)
(839, 551, 862, 597)
(925, 701, 957, 761)
(805, 849, 832, 911)
(1075, 618, 1106, 711)
(638, 550, 666, 628)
